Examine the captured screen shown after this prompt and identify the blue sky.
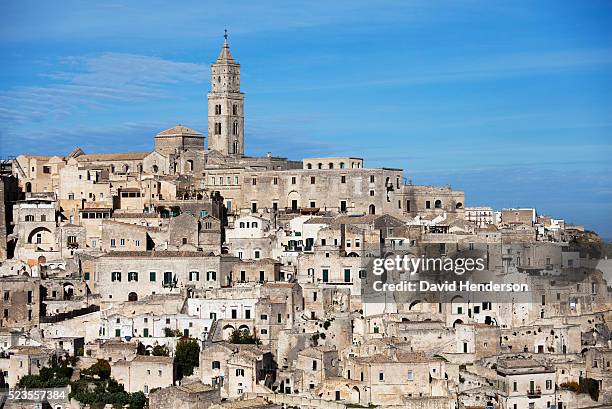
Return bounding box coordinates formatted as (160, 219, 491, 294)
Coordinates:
(0, 1, 611, 237)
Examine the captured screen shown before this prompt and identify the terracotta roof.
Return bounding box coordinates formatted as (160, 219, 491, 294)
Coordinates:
(156, 125, 203, 137)
(76, 152, 149, 161)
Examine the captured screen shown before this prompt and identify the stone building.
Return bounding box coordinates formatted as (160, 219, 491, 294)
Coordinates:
(112, 354, 176, 394)
(0, 275, 40, 330)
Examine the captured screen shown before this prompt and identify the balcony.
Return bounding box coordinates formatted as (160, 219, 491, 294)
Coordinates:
(526, 389, 542, 398)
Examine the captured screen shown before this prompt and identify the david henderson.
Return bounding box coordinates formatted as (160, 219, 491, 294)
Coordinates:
(372, 280, 529, 292)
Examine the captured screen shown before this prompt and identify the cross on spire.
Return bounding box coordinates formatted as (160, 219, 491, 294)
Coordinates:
(224, 29, 228, 41)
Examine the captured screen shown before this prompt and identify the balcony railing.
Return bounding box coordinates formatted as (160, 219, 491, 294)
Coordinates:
(526, 389, 542, 398)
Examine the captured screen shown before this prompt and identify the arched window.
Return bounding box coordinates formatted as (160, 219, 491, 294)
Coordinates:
(456, 202, 464, 209)
(307, 163, 312, 169)
(25, 182, 32, 193)
(152, 165, 159, 173)
(368, 204, 376, 215)
(215, 104, 221, 115)
(340, 162, 345, 169)
(435, 200, 442, 209)
(233, 140, 239, 154)
(329, 163, 334, 169)
(318, 163, 323, 169)
(233, 122, 238, 135)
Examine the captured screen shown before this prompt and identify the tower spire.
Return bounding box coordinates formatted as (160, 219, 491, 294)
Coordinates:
(216, 29, 234, 63)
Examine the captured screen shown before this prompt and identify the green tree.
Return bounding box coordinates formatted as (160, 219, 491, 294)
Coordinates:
(175, 338, 200, 379)
(82, 359, 111, 380)
(152, 344, 169, 356)
(229, 328, 259, 344)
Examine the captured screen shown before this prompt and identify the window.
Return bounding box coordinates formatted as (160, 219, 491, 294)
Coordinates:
(310, 176, 315, 184)
(252, 177, 257, 185)
(407, 370, 414, 381)
(84, 272, 90, 280)
(273, 177, 278, 185)
(233, 104, 238, 115)
(341, 175, 346, 183)
(434, 199, 442, 208)
(251, 202, 257, 213)
(546, 380, 553, 390)
(340, 200, 347, 212)
(233, 122, 238, 135)
(128, 272, 138, 282)
(120, 239, 125, 246)
(322, 269, 329, 283)
(513, 381, 517, 392)
(370, 175, 375, 183)
(254, 250, 261, 259)
(260, 314, 268, 320)
(25, 215, 34, 222)
(215, 104, 221, 115)
(344, 269, 351, 283)
(291, 176, 296, 184)
(426, 200, 431, 209)
(212, 361, 221, 369)
(3, 291, 8, 301)
(379, 372, 384, 381)
(312, 360, 317, 370)
(149, 272, 156, 282)
(370, 190, 375, 196)
(111, 272, 121, 282)
(207, 271, 217, 281)
(236, 369, 244, 376)
(189, 271, 200, 281)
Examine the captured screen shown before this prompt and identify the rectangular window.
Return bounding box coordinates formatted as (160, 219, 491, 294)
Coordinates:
(407, 370, 413, 381)
(110, 239, 116, 247)
(252, 178, 257, 185)
(291, 176, 296, 184)
(341, 175, 346, 183)
(322, 269, 329, 283)
(546, 380, 553, 390)
(84, 272, 90, 280)
(150, 272, 156, 281)
(310, 176, 315, 184)
(379, 372, 384, 381)
(273, 177, 278, 185)
(426, 201, 431, 209)
(344, 269, 351, 283)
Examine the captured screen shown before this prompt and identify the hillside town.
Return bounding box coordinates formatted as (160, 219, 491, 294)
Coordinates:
(0, 36, 610, 409)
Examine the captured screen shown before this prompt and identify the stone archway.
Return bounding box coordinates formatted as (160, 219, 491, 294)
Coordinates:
(350, 386, 360, 404)
(27, 227, 53, 245)
(128, 292, 138, 302)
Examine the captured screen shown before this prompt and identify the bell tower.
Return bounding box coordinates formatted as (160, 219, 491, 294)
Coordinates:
(208, 31, 244, 156)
